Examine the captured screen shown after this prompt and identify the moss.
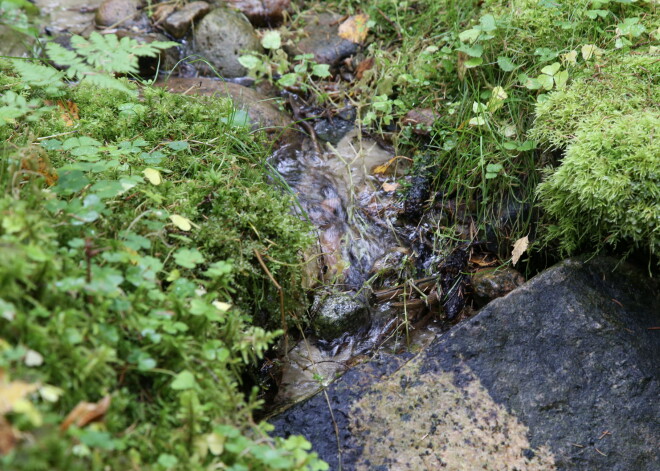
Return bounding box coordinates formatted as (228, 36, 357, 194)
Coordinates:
(531, 54, 660, 148)
(536, 110, 659, 256)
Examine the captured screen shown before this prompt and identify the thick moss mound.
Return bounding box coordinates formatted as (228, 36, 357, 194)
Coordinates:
(533, 55, 659, 258)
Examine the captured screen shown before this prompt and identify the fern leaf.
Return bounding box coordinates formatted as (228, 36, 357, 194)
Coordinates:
(82, 74, 137, 96)
(11, 60, 65, 96)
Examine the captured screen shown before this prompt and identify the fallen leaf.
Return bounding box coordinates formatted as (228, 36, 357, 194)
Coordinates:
(60, 395, 111, 432)
(372, 156, 409, 175)
(24, 350, 43, 367)
(169, 214, 193, 231)
(457, 51, 468, 81)
(338, 14, 370, 43)
(143, 168, 162, 185)
(0, 416, 18, 455)
(511, 236, 529, 266)
(57, 100, 79, 126)
(0, 380, 39, 415)
(355, 57, 374, 80)
(382, 182, 399, 192)
(470, 254, 498, 267)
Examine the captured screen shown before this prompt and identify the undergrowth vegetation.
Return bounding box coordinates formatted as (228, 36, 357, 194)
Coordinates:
(0, 33, 322, 471)
(328, 0, 658, 263)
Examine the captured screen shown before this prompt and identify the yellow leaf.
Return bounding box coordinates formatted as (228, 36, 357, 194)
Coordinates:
(0, 380, 39, 414)
(511, 236, 529, 266)
(581, 44, 597, 61)
(212, 301, 231, 312)
(338, 14, 370, 43)
(207, 432, 225, 456)
(143, 168, 162, 185)
(382, 182, 399, 192)
(169, 214, 193, 231)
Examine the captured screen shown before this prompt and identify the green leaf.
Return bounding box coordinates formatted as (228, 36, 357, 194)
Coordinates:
(277, 73, 298, 88)
(534, 48, 558, 62)
(465, 57, 483, 68)
(174, 248, 205, 269)
(238, 54, 261, 69)
(171, 370, 196, 390)
(497, 56, 516, 72)
(537, 74, 555, 90)
(479, 14, 496, 32)
(54, 170, 89, 195)
(486, 163, 503, 173)
(554, 69, 569, 89)
(457, 43, 483, 58)
(167, 141, 189, 151)
(458, 28, 481, 43)
(540, 62, 561, 76)
(261, 30, 281, 49)
(311, 63, 331, 78)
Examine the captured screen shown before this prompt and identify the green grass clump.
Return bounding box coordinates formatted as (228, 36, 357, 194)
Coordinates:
(0, 61, 324, 470)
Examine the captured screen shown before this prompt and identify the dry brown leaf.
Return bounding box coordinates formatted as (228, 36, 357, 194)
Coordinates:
(57, 100, 79, 127)
(338, 14, 370, 43)
(60, 395, 111, 432)
(382, 182, 399, 192)
(457, 51, 468, 81)
(470, 254, 498, 267)
(355, 57, 374, 79)
(511, 236, 529, 266)
(0, 416, 18, 455)
(21, 150, 58, 186)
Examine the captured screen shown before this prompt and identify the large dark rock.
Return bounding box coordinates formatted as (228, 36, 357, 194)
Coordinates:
(271, 257, 659, 470)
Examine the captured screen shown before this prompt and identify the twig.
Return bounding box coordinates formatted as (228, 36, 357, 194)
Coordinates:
(376, 7, 403, 41)
(594, 447, 607, 456)
(253, 248, 288, 355)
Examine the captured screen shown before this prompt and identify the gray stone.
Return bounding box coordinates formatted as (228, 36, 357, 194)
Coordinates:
(311, 292, 369, 341)
(33, 0, 101, 35)
(272, 257, 659, 470)
(155, 77, 298, 144)
(162, 1, 210, 39)
(285, 13, 359, 67)
(94, 0, 145, 28)
(191, 8, 262, 78)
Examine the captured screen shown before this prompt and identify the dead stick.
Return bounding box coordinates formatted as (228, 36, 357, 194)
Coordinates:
(253, 249, 288, 355)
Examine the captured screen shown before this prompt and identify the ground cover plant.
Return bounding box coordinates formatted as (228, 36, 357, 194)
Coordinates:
(0, 34, 325, 470)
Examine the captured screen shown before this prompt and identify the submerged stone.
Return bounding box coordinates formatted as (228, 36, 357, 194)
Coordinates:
(311, 292, 369, 341)
(272, 257, 659, 470)
(285, 13, 359, 67)
(470, 266, 525, 307)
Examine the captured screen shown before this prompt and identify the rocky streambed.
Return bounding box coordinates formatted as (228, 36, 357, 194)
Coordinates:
(5, 2, 658, 469)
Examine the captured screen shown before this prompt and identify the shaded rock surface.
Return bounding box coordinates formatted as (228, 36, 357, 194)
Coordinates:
(285, 13, 359, 67)
(0, 25, 36, 58)
(221, 0, 291, 26)
(161, 1, 210, 39)
(155, 77, 297, 143)
(470, 266, 525, 307)
(191, 7, 262, 77)
(272, 257, 659, 470)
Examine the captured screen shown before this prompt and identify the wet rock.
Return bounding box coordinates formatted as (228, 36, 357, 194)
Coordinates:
(191, 8, 262, 78)
(285, 13, 359, 67)
(161, 1, 210, 39)
(95, 0, 146, 28)
(34, 0, 101, 35)
(0, 25, 35, 58)
(470, 266, 525, 307)
(311, 292, 369, 341)
(272, 257, 659, 470)
(313, 115, 354, 145)
(222, 0, 291, 26)
(155, 77, 298, 144)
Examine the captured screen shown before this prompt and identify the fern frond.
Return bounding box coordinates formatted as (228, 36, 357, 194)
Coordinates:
(81, 74, 136, 96)
(11, 60, 64, 96)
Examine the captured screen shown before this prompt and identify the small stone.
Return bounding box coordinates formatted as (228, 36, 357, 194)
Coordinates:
(95, 0, 143, 27)
(162, 1, 210, 39)
(470, 267, 525, 307)
(284, 13, 359, 67)
(222, 0, 291, 26)
(191, 8, 262, 78)
(401, 108, 438, 135)
(311, 292, 369, 341)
